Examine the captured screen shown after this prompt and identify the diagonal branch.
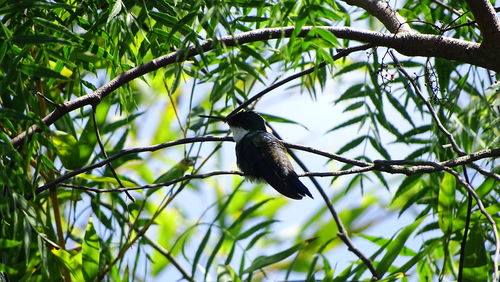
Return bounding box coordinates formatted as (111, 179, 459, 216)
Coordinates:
(91, 107, 135, 201)
(465, 0, 500, 45)
(342, 0, 413, 33)
(230, 44, 374, 117)
(390, 51, 499, 281)
(34, 132, 499, 195)
(11, 26, 500, 148)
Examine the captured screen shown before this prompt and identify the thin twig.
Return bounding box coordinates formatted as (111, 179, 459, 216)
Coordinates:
(270, 126, 380, 279)
(59, 171, 243, 193)
(35, 136, 233, 194)
(389, 51, 464, 155)
(457, 167, 473, 282)
(390, 51, 499, 281)
(14, 24, 500, 148)
(91, 107, 135, 201)
(228, 44, 374, 118)
(35, 92, 59, 107)
(35, 135, 499, 195)
(442, 167, 500, 282)
(143, 234, 196, 282)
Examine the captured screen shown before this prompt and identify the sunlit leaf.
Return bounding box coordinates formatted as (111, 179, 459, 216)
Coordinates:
(82, 217, 100, 281)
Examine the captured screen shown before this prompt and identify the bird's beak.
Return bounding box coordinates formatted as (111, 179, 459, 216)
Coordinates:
(198, 114, 227, 122)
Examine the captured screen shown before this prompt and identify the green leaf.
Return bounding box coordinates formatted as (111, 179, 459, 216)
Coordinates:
(78, 101, 111, 165)
(243, 241, 306, 274)
(0, 239, 22, 248)
(309, 27, 340, 47)
(236, 220, 278, 240)
(386, 92, 415, 127)
(462, 221, 489, 281)
(149, 11, 194, 36)
(192, 227, 212, 276)
(107, 0, 123, 23)
(12, 34, 71, 45)
(334, 83, 366, 103)
(51, 248, 84, 281)
(358, 234, 416, 256)
(336, 135, 367, 154)
(0, 262, 18, 275)
(20, 64, 67, 79)
(204, 234, 226, 280)
(228, 199, 272, 230)
(261, 113, 309, 130)
(438, 173, 455, 234)
(333, 62, 369, 78)
(236, 16, 269, 22)
(52, 130, 80, 170)
(82, 217, 100, 281)
(376, 216, 425, 277)
(343, 101, 365, 112)
(327, 115, 366, 132)
(77, 174, 137, 187)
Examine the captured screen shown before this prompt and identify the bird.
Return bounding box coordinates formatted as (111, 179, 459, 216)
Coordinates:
(224, 111, 313, 200)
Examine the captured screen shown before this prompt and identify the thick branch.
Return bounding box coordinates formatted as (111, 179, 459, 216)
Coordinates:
(342, 0, 413, 33)
(465, 0, 500, 45)
(11, 26, 500, 148)
(35, 132, 499, 195)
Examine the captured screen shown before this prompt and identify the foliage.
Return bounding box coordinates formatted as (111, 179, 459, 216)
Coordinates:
(0, 0, 499, 281)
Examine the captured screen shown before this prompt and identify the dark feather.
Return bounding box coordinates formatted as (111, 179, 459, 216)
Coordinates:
(235, 131, 313, 200)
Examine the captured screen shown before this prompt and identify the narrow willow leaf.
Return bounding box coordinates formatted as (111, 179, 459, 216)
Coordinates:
(438, 173, 455, 234)
(327, 115, 366, 132)
(386, 92, 415, 127)
(310, 27, 340, 47)
(20, 64, 67, 79)
(243, 241, 305, 274)
(334, 83, 365, 103)
(0, 262, 18, 275)
(236, 16, 269, 22)
(333, 62, 369, 78)
(376, 216, 425, 277)
(462, 221, 489, 281)
(240, 45, 270, 67)
(261, 113, 309, 130)
(343, 101, 365, 112)
(204, 234, 226, 280)
(149, 11, 194, 36)
(0, 239, 22, 248)
(228, 199, 272, 230)
(82, 217, 100, 281)
(336, 135, 367, 155)
(12, 34, 71, 45)
(52, 130, 80, 170)
(368, 136, 391, 159)
(192, 228, 212, 276)
(107, 0, 123, 23)
(358, 234, 416, 256)
(245, 231, 269, 251)
(51, 249, 84, 281)
(236, 219, 278, 240)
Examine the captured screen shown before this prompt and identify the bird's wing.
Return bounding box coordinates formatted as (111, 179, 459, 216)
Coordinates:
(236, 131, 311, 199)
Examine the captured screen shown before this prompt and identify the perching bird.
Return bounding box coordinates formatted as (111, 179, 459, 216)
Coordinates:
(225, 111, 313, 200)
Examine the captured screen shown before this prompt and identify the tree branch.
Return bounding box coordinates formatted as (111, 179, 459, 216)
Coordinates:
(59, 171, 243, 193)
(229, 44, 374, 118)
(35, 132, 499, 195)
(390, 51, 500, 182)
(390, 51, 499, 281)
(465, 0, 500, 45)
(342, 0, 413, 33)
(91, 107, 135, 201)
(35, 136, 233, 195)
(11, 26, 500, 148)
